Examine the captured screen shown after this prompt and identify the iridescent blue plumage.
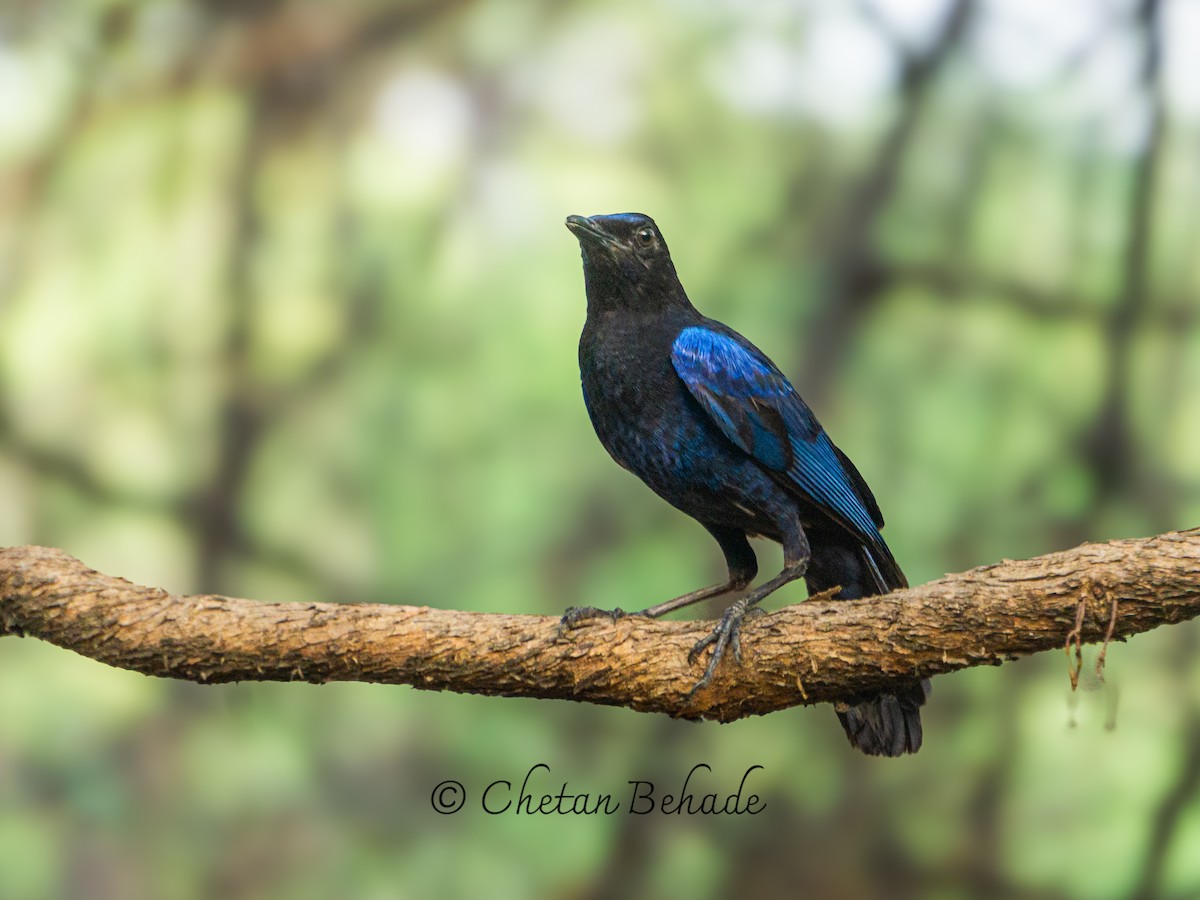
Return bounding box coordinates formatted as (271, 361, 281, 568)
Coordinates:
(672, 327, 875, 540)
(670, 326, 905, 593)
(561, 211, 928, 756)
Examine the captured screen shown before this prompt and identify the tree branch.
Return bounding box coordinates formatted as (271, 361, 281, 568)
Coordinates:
(1, 531, 1198, 723)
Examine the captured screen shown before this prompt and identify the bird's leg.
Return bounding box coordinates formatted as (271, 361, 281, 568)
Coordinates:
(557, 579, 742, 637)
(685, 570, 799, 695)
(687, 519, 810, 696)
(557, 525, 756, 637)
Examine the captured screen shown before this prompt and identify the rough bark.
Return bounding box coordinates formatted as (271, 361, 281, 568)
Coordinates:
(1, 530, 1198, 723)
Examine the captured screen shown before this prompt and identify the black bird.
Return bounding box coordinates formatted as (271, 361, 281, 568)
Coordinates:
(560, 212, 929, 757)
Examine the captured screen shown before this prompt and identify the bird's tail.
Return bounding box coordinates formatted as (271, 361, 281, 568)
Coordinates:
(835, 679, 930, 757)
(804, 533, 930, 757)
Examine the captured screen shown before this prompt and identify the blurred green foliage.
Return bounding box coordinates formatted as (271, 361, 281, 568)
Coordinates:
(1, 1, 1199, 898)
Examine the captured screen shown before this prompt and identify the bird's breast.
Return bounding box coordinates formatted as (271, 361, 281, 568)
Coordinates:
(580, 327, 678, 448)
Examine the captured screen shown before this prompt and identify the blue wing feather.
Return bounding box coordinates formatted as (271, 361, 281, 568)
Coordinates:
(671, 325, 884, 548)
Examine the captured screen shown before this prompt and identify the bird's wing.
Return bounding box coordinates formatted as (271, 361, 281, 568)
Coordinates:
(670, 325, 884, 545)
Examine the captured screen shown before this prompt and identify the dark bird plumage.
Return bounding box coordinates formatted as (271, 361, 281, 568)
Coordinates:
(561, 211, 929, 756)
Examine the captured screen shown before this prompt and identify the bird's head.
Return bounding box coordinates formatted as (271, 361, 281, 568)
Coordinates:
(565, 213, 689, 314)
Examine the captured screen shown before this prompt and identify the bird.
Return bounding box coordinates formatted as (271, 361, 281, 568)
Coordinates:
(559, 211, 929, 757)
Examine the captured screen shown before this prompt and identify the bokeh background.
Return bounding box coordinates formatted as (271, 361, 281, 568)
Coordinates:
(2, 0, 1199, 897)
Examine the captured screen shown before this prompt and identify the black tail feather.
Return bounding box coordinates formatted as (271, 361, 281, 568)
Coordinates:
(804, 528, 927, 757)
(836, 678, 931, 757)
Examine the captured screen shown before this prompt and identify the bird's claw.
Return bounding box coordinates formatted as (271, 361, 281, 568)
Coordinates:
(686, 600, 754, 697)
(556, 606, 626, 639)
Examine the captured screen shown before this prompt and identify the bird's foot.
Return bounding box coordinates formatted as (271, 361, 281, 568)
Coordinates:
(686, 599, 761, 697)
(556, 606, 627, 639)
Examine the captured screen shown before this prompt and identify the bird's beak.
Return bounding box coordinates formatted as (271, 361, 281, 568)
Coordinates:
(565, 215, 620, 249)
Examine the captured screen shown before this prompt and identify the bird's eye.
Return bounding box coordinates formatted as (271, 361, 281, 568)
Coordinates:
(636, 228, 655, 245)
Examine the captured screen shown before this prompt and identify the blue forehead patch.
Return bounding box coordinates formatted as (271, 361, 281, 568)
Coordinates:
(596, 212, 654, 229)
